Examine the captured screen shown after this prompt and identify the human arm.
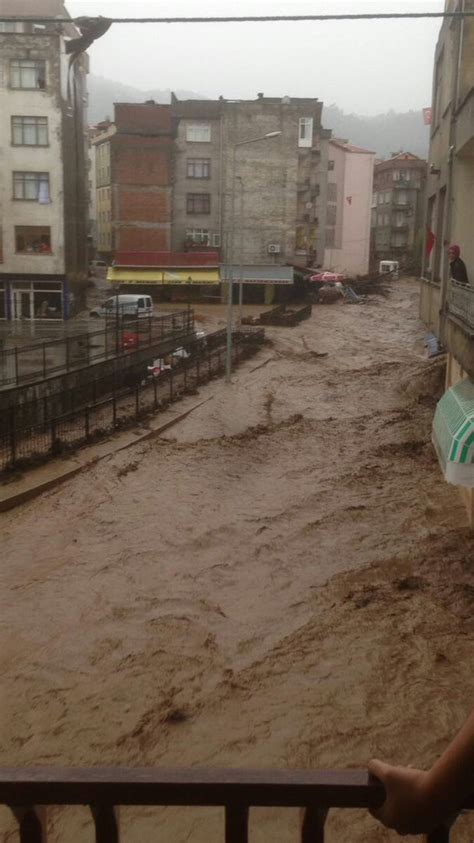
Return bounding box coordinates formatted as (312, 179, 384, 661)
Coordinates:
(368, 709, 474, 835)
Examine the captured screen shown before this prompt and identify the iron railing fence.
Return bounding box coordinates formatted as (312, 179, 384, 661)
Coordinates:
(446, 280, 474, 332)
(0, 330, 264, 475)
(0, 310, 195, 388)
(0, 328, 229, 437)
(0, 766, 471, 843)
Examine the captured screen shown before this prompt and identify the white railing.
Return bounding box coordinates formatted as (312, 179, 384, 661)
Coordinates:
(446, 279, 474, 331)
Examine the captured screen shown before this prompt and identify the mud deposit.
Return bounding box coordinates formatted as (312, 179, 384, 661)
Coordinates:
(1, 279, 474, 842)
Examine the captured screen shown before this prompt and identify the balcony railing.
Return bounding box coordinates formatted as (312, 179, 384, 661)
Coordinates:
(446, 280, 474, 332)
(0, 766, 471, 843)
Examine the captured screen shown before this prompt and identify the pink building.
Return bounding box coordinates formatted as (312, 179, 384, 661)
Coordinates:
(324, 139, 375, 277)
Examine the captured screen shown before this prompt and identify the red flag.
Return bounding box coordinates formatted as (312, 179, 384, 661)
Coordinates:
(426, 228, 436, 256)
(423, 107, 432, 126)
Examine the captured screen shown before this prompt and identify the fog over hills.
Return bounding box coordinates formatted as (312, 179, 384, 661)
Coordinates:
(88, 74, 430, 161)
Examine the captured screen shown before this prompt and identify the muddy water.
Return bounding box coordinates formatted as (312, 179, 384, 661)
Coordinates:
(1, 279, 474, 842)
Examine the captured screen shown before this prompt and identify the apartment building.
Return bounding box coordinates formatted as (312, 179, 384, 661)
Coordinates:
(0, 0, 89, 320)
(171, 93, 331, 268)
(370, 152, 427, 270)
(324, 139, 375, 277)
(92, 102, 175, 261)
(420, 0, 474, 524)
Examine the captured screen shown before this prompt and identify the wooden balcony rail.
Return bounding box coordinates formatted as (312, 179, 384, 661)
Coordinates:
(0, 766, 471, 843)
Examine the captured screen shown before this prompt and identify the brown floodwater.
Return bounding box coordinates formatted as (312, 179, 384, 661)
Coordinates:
(1, 279, 474, 842)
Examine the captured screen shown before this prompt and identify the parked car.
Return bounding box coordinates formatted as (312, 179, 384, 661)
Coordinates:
(90, 294, 154, 320)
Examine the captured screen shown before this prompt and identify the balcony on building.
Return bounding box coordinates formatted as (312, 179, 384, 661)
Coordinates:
(0, 765, 472, 842)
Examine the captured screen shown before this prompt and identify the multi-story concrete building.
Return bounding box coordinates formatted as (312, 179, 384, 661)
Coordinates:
(171, 93, 331, 268)
(370, 152, 427, 270)
(420, 0, 474, 524)
(0, 0, 89, 320)
(92, 102, 175, 260)
(324, 139, 375, 277)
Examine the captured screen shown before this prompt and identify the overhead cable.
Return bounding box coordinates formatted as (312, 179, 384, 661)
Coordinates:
(1, 11, 474, 24)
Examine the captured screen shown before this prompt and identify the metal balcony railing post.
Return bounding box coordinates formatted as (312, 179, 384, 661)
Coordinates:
(225, 804, 248, 843)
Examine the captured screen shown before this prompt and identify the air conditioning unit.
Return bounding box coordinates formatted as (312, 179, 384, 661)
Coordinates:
(268, 244, 281, 254)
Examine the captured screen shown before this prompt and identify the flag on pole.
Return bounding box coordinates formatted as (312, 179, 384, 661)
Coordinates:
(426, 228, 436, 256)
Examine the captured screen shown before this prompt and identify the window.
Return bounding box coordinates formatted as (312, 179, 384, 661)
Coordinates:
(11, 59, 46, 89)
(384, 214, 390, 226)
(328, 159, 335, 171)
(186, 193, 211, 214)
(392, 170, 400, 181)
(12, 116, 48, 146)
(15, 226, 52, 254)
(0, 284, 5, 319)
(384, 191, 391, 203)
(212, 233, 221, 247)
(325, 228, 335, 247)
(327, 205, 337, 226)
(327, 183, 337, 202)
(298, 117, 313, 148)
(186, 123, 211, 143)
(186, 228, 210, 244)
(187, 158, 211, 179)
(0, 21, 17, 32)
(13, 172, 50, 202)
(378, 193, 384, 205)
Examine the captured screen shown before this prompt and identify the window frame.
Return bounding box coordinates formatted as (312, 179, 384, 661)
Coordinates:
(186, 158, 211, 179)
(15, 225, 52, 255)
(186, 193, 211, 215)
(11, 116, 48, 147)
(13, 171, 50, 201)
(298, 117, 313, 148)
(186, 123, 211, 143)
(10, 58, 46, 90)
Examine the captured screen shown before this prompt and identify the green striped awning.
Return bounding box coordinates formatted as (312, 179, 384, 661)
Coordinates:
(432, 378, 474, 486)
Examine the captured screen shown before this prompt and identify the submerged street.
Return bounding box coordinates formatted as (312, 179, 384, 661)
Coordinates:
(1, 279, 474, 842)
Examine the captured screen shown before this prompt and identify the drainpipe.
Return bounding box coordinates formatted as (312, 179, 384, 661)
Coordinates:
(440, 1, 464, 340)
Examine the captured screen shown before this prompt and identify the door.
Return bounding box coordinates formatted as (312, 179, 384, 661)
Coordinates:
(12, 289, 33, 320)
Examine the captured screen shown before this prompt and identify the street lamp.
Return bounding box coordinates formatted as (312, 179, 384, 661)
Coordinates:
(225, 130, 281, 384)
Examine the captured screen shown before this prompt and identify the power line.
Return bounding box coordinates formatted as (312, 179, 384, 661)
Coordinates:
(1, 11, 474, 24)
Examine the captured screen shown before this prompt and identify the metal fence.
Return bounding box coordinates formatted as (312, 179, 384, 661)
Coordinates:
(0, 330, 264, 475)
(0, 765, 471, 843)
(446, 280, 474, 331)
(0, 310, 195, 388)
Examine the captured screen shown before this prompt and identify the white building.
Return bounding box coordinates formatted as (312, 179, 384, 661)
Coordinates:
(324, 139, 375, 277)
(0, 1, 89, 321)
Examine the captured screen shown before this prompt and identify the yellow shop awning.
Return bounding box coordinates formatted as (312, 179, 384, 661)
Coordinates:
(107, 268, 220, 285)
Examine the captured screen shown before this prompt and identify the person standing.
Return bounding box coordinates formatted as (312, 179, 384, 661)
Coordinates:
(448, 244, 469, 286)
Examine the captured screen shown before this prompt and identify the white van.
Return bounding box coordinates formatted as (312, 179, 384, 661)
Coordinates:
(90, 294, 154, 319)
(379, 261, 400, 280)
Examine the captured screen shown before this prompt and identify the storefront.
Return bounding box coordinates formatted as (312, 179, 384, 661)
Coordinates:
(0, 278, 67, 320)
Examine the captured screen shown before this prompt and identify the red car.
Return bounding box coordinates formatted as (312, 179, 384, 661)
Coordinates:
(309, 271, 347, 284)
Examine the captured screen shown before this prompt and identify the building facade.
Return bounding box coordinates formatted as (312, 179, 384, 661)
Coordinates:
(370, 152, 427, 270)
(92, 102, 175, 261)
(171, 93, 331, 269)
(0, 1, 89, 321)
(420, 0, 474, 524)
(324, 139, 375, 277)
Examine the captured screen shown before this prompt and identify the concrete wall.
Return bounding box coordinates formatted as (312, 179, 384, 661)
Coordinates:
(325, 143, 374, 276)
(171, 95, 330, 267)
(171, 111, 222, 251)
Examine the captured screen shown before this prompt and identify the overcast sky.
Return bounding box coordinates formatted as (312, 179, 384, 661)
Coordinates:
(67, 0, 444, 115)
